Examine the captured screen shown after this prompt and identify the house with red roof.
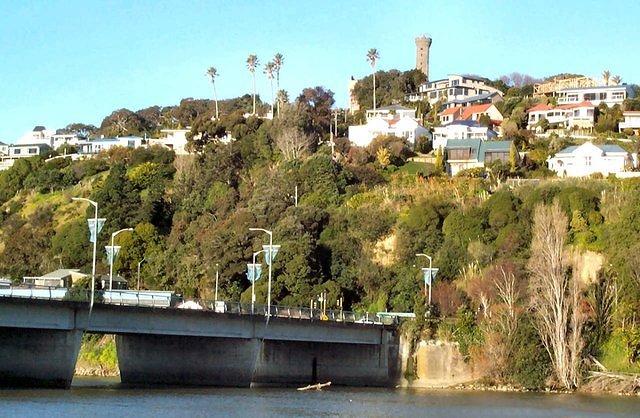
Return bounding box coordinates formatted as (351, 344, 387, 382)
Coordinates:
(527, 101, 596, 132)
(438, 103, 503, 126)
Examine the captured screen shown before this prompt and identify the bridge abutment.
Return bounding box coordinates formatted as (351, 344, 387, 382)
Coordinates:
(0, 327, 83, 389)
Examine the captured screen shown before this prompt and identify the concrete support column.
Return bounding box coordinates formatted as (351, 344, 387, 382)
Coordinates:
(0, 327, 83, 388)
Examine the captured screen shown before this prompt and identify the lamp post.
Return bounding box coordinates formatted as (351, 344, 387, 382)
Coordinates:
(108, 228, 133, 290)
(214, 263, 219, 302)
(72, 197, 100, 313)
(416, 253, 433, 305)
(137, 257, 146, 291)
(249, 228, 280, 320)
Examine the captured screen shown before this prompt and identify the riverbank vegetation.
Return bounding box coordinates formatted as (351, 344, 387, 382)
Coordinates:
(0, 88, 639, 393)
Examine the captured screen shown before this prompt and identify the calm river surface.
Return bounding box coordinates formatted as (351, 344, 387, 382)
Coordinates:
(0, 377, 638, 417)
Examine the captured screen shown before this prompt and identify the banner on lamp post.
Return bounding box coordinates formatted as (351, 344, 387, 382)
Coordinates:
(246, 263, 262, 283)
(88, 218, 106, 243)
(421, 267, 439, 286)
(263, 245, 281, 266)
(105, 245, 121, 265)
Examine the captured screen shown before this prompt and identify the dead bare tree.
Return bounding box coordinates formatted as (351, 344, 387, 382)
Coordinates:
(275, 126, 314, 161)
(528, 201, 584, 389)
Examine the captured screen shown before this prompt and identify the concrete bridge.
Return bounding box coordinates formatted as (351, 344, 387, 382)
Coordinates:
(0, 297, 400, 389)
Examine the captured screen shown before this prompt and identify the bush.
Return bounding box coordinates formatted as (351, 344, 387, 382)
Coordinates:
(506, 316, 551, 389)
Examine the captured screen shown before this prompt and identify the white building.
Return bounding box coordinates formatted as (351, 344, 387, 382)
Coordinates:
(77, 136, 146, 155)
(527, 101, 596, 132)
(407, 74, 503, 105)
(433, 120, 497, 151)
(0, 141, 9, 157)
(348, 105, 429, 147)
(0, 143, 54, 170)
(150, 129, 190, 155)
(556, 85, 635, 107)
(547, 142, 631, 177)
(51, 133, 85, 150)
(619, 111, 640, 134)
(16, 126, 55, 146)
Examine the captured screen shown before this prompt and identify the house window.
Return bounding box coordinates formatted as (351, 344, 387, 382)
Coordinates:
(585, 156, 592, 166)
(29, 148, 38, 154)
(583, 93, 596, 101)
(587, 109, 594, 116)
(448, 148, 472, 160)
(567, 94, 579, 101)
(452, 80, 459, 86)
(612, 91, 625, 100)
(485, 151, 509, 164)
(13, 149, 21, 155)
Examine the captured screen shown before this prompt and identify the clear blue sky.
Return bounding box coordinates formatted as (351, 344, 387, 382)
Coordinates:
(1, 0, 638, 141)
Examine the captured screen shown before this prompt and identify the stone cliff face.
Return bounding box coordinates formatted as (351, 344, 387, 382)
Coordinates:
(399, 336, 479, 388)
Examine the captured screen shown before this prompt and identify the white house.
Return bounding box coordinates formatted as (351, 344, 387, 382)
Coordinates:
(16, 126, 55, 146)
(77, 136, 146, 155)
(547, 142, 631, 177)
(433, 120, 497, 151)
(348, 105, 429, 147)
(527, 101, 596, 132)
(50, 133, 85, 150)
(150, 129, 190, 155)
(619, 111, 640, 134)
(407, 74, 503, 104)
(0, 141, 9, 157)
(556, 85, 635, 107)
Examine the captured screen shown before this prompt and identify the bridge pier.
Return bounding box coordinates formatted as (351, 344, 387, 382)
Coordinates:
(252, 329, 400, 387)
(0, 327, 83, 389)
(116, 334, 261, 387)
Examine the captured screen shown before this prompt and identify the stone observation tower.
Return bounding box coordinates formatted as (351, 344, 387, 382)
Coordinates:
(415, 34, 432, 80)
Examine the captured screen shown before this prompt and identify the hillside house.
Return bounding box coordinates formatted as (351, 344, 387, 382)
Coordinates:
(547, 142, 631, 177)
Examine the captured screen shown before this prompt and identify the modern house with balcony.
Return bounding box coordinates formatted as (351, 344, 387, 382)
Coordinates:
(547, 142, 631, 177)
(348, 105, 429, 147)
(149, 128, 191, 155)
(619, 111, 640, 135)
(556, 85, 635, 107)
(406, 74, 503, 105)
(77, 136, 146, 155)
(527, 101, 596, 133)
(443, 138, 513, 176)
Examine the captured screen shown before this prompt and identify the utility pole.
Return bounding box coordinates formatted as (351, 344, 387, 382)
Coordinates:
(214, 263, 219, 302)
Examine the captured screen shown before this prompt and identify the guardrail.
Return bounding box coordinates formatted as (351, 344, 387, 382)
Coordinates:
(0, 288, 397, 326)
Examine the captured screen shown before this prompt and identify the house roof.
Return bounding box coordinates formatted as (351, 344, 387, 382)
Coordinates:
(33, 126, 46, 132)
(528, 103, 553, 113)
(445, 139, 512, 162)
(41, 269, 86, 279)
(559, 84, 633, 92)
(10, 143, 51, 148)
(461, 104, 493, 120)
(439, 107, 462, 116)
(556, 142, 627, 156)
(449, 92, 499, 105)
(376, 104, 414, 111)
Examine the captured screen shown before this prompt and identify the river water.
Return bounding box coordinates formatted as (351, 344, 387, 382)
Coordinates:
(0, 377, 637, 417)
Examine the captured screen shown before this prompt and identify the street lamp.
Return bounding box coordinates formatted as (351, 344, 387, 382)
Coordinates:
(249, 228, 280, 320)
(137, 257, 146, 291)
(72, 197, 101, 314)
(416, 253, 434, 305)
(214, 263, 219, 302)
(108, 228, 133, 291)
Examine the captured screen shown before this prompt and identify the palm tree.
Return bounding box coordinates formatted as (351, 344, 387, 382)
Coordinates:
(273, 53, 284, 116)
(246, 54, 260, 115)
(366, 48, 380, 110)
(276, 89, 289, 111)
(206, 67, 219, 120)
(602, 70, 611, 86)
(264, 62, 276, 117)
(611, 75, 622, 86)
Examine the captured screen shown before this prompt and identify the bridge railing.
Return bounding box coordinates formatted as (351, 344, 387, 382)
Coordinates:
(0, 289, 397, 326)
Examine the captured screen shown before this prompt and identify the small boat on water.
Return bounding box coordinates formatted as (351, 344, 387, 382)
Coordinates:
(297, 381, 331, 391)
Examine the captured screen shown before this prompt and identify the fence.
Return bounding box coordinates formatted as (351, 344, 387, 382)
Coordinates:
(0, 288, 397, 326)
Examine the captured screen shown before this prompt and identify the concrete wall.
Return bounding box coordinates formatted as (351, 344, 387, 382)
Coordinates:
(0, 327, 82, 388)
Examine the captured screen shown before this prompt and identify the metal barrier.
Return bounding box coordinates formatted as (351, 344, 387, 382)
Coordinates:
(0, 288, 397, 326)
